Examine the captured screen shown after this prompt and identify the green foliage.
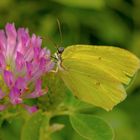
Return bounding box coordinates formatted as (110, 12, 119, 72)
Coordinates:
(52, 0, 105, 9)
(96, 109, 136, 140)
(70, 114, 113, 140)
(38, 73, 67, 111)
(21, 111, 46, 140)
(0, 116, 24, 140)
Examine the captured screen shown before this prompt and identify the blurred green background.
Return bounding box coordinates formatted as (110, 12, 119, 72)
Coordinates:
(0, 0, 140, 139)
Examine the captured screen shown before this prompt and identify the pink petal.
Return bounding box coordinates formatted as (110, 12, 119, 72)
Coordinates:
(15, 77, 26, 93)
(26, 61, 34, 78)
(5, 23, 17, 61)
(34, 47, 41, 60)
(0, 30, 6, 53)
(17, 28, 30, 53)
(39, 57, 47, 72)
(9, 87, 22, 105)
(0, 53, 6, 69)
(0, 89, 5, 99)
(46, 61, 55, 72)
(3, 70, 15, 88)
(31, 34, 42, 48)
(26, 79, 46, 98)
(15, 51, 25, 71)
(24, 105, 38, 113)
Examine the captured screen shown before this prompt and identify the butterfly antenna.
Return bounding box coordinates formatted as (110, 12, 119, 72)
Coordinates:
(57, 18, 63, 46)
(41, 36, 58, 50)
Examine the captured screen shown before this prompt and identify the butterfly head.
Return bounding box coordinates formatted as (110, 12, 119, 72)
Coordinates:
(53, 47, 64, 62)
(57, 47, 64, 54)
(55, 47, 64, 60)
(52, 47, 65, 71)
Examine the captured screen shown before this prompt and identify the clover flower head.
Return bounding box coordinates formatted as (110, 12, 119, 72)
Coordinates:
(0, 23, 54, 112)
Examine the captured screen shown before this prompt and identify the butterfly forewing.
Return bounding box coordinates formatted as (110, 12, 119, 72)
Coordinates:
(59, 45, 140, 110)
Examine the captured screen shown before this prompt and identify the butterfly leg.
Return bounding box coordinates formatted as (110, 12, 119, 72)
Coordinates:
(50, 67, 58, 73)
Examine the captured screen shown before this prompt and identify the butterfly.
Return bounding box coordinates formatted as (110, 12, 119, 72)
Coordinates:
(53, 45, 140, 111)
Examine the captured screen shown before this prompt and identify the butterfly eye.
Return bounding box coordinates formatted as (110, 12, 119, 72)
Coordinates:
(58, 47, 64, 54)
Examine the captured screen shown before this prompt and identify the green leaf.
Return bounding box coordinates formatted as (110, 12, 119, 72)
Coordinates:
(64, 91, 96, 114)
(21, 111, 45, 140)
(50, 116, 74, 140)
(96, 109, 136, 140)
(38, 73, 67, 111)
(39, 114, 51, 140)
(70, 113, 114, 140)
(0, 116, 25, 140)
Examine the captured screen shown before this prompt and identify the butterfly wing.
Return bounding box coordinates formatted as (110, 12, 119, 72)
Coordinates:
(59, 45, 140, 111)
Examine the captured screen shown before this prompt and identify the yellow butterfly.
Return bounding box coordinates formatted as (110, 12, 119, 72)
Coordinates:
(53, 45, 140, 111)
